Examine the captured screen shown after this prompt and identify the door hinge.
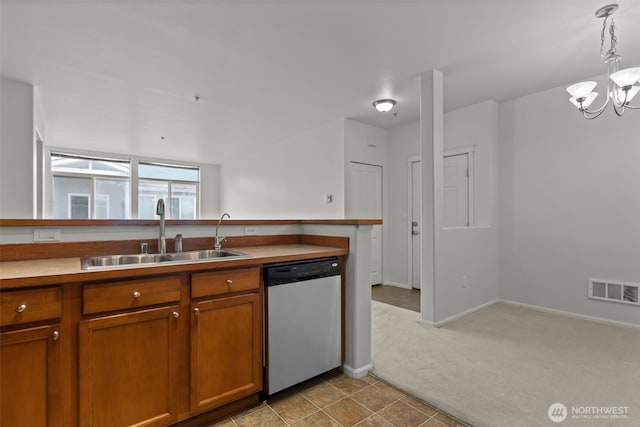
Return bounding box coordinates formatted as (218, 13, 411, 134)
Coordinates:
(466, 168, 469, 177)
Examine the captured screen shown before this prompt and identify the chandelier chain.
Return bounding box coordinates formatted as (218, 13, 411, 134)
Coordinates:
(600, 16, 617, 58)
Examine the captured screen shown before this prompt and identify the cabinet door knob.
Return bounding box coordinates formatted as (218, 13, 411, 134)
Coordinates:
(132, 291, 141, 298)
(193, 308, 200, 316)
(172, 311, 180, 318)
(226, 279, 233, 286)
(15, 303, 27, 313)
(52, 331, 60, 341)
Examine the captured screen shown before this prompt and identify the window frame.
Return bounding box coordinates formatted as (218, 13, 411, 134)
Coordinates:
(46, 148, 204, 220)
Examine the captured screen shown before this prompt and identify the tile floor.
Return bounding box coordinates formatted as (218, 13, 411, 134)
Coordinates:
(208, 371, 469, 427)
(371, 285, 420, 313)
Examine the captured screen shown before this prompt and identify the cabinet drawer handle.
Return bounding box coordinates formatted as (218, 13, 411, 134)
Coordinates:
(52, 331, 60, 341)
(193, 308, 200, 316)
(226, 279, 233, 286)
(16, 303, 27, 313)
(172, 311, 180, 318)
(132, 291, 141, 298)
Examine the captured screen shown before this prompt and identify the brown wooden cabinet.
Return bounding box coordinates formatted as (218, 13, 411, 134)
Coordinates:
(190, 291, 262, 413)
(0, 286, 63, 427)
(78, 306, 180, 427)
(0, 324, 62, 427)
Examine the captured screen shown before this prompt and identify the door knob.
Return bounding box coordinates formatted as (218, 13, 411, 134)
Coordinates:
(412, 221, 418, 227)
(412, 230, 419, 236)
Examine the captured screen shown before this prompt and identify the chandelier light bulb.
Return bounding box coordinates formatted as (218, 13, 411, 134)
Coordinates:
(609, 67, 640, 88)
(567, 81, 597, 98)
(611, 86, 640, 103)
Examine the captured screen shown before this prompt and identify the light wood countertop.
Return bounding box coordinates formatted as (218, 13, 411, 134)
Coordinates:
(0, 244, 347, 289)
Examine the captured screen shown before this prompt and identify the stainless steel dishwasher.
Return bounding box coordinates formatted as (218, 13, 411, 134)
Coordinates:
(264, 257, 342, 395)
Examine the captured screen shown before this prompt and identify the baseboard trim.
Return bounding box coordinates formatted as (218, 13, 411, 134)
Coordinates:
(342, 363, 373, 378)
(500, 299, 640, 330)
(433, 299, 501, 327)
(381, 281, 412, 290)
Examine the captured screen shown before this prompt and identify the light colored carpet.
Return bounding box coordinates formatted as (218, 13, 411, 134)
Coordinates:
(371, 301, 640, 427)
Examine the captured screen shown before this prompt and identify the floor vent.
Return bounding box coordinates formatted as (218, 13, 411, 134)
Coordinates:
(589, 279, 639, 306)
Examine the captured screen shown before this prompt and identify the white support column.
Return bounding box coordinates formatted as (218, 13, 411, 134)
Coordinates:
(419, 70, 444, 325)
(343, 223, 373, 377)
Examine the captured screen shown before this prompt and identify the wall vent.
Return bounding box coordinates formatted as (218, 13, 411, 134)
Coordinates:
(589, 279, 639, 306)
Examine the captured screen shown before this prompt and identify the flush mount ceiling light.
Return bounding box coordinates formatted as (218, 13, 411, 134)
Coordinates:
(567, 4, 640, 119)
(373, 99, 396, 113)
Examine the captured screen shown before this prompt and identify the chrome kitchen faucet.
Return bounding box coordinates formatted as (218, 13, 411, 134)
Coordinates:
(215, 212, 230, 251)
(156, 199, 166, 254)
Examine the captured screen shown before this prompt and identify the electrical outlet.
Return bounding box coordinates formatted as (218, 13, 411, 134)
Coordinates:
(462, 275, 468, 288)
(244, 226, 258, 235)
(33, 228, 61, 242)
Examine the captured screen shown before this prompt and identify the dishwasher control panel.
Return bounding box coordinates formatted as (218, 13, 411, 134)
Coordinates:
(263, 257, 341, 286)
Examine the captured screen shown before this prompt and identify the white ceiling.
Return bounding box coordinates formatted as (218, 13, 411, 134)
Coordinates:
(2, 0, 640, 164)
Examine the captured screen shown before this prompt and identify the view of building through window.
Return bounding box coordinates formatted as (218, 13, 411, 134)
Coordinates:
(51, 153, 200, 219)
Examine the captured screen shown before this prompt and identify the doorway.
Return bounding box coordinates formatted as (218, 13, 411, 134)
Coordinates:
(346, 161, 383, 286)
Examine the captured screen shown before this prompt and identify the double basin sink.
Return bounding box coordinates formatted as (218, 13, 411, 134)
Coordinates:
(81, 249, 247, 270)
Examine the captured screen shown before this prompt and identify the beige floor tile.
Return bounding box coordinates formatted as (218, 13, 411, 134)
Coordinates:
(401, 396, 438, 417)
(351, 384, 401, 412)
(323, 397, 374, 427)
(269, 392, 319, 424)
(377, 401, 430, 427)
(300, 382, 347, 408)
(328, 375, 370, 394)
(292, 410, 342, 427)
(420, 419, 448, 427)
(361, 374, 379, 385)
(228, 401, 267, 419)
(355, 414, 395, 427)
(233, 405, 286, 426)
(370, 381, 407, 401)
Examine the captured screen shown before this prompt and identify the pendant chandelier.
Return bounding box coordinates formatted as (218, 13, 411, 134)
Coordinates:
(566, 4, 640, 119)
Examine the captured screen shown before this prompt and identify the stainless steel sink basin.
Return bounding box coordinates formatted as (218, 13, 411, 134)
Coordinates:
(81, 249, 247, 270)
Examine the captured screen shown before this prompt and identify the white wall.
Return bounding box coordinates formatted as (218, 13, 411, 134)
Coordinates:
(444, 100, 498, 227)
(436, 100, 499, 323)
(221, 119, 345, 219)
(499, 83, 640, 326)
(1, 79, 36, 218)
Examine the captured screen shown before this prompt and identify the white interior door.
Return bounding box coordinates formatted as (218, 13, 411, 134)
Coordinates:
(410, 160, 421, 289)
(443, 153, 469, 227)
(347, 162, 383, 285)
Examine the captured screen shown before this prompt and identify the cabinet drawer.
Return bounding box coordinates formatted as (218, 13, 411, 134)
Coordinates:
(1, 287, 62, 327)
(191, 267, 260, 298)
(83, 276, 181, 315)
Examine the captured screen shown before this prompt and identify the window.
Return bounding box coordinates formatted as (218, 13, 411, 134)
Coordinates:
(52, 154, 130, 219)
(138, 163, 199, 219)
(50, 152, 201, 219)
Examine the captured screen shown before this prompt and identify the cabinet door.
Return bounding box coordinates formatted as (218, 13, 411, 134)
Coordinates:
(1, 324, 62, 427)
(190, 293, 262, 413)
(79, 306, 180, 427)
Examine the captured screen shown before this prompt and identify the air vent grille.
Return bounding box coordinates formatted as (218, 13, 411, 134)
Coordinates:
(589, 279, 639, 306)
